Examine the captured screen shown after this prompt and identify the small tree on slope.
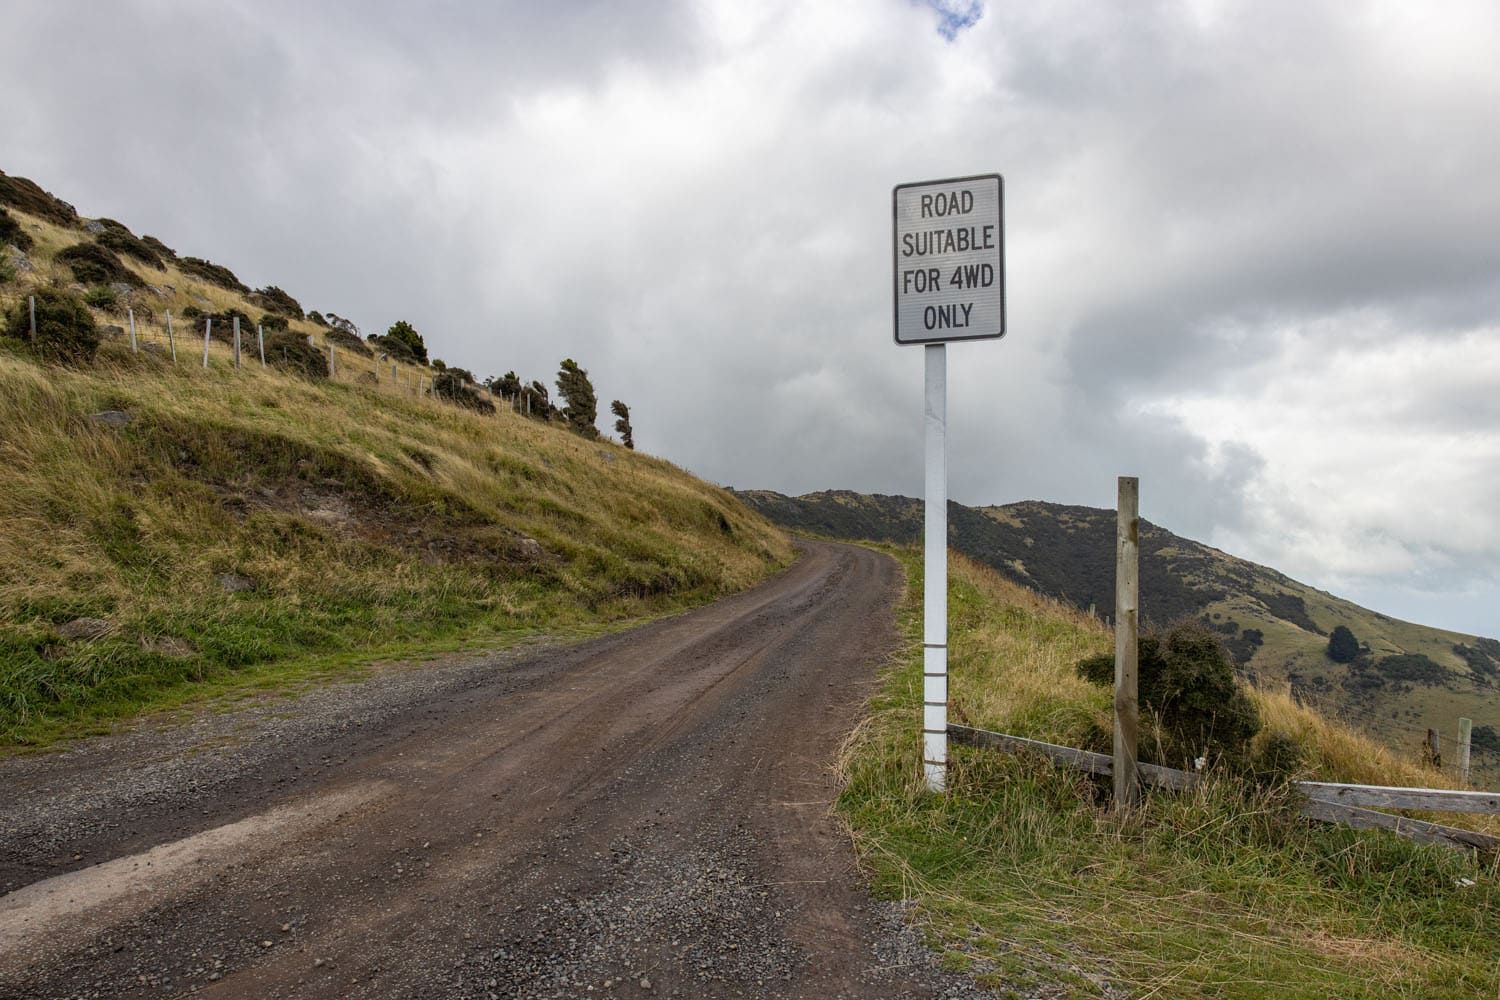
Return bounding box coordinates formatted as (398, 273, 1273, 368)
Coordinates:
(611, 400, 634, 449)
(556, 358, 598, 438)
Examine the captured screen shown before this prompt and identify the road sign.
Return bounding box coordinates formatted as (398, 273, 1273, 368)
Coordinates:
(892, 174, 1004, 345)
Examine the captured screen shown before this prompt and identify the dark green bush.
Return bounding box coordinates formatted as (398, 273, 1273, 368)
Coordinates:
(57, 242, 142, 287)
(307, 310, 328, 327)
(1326, 625, 1359, 663)
(95, 220, 166, 270)
(326, 327, 373, 357)
(252, 285, 303, 319)
(265, 330, 328, 380)
(176, 256, 248, 293)
(1077, 622, 1261, 769)
(0, 207, 33, 251)
(259, 313, 290, 333)
(83, 286, 119, 311)
(0, 170, 77, 226)
(369, 333, 417, 364)
(432, 370, 496, 414)
(1372, 653, 1447, 685)
(141, 235, 177, 260)
(383, 320, 427, 363)
(1, 286, 100, 363)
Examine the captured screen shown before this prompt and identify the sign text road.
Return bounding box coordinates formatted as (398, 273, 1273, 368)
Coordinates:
(892, 174, 1005, 345)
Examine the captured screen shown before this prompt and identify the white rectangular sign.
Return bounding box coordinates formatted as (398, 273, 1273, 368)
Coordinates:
(892, 174, 1005, 344)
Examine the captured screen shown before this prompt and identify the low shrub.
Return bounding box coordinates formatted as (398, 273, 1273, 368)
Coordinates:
(57, 242, 142, 287)
(176, 256, 248, 293)
(0, 207, 33, 251)
(1, 287, 100, 363)
(141, 235, 177, 260)
(83, 286, 119, 311)
(251, 285, 303, 319)
(432, 371, 496, 414)
(265, 330, 329, 379)
(1077, 622, 1261, 769)
(306, 310, 328, 327)
(259, 313, 290, 333)
(1372, 652, 1448, 685)
(94, 220, 166, 270)
(0, 170, 78, 226)
(325, 327, 373, 357)
(368, 333, 417, 364)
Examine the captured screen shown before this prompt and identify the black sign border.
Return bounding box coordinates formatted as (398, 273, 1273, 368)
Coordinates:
(892, 173, 1006, 345)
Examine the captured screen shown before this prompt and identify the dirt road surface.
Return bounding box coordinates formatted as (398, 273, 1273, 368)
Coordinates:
(0, 541, 993, 999)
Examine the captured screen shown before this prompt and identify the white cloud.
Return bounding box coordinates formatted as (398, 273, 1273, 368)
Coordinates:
(3, 0, 1499, 633)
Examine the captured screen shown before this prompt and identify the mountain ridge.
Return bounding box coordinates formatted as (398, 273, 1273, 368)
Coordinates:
(736, 488, 1500, 775)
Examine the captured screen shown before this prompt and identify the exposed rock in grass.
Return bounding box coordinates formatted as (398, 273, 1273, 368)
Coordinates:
(218, 573, 257, 594)
(89, 410, 133, 428)
(58, 618, 111, 641)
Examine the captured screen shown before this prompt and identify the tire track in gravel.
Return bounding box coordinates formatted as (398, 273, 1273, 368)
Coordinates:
(0, 541, 997, 999)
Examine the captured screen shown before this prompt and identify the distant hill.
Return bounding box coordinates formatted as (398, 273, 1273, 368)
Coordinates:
(736, 489, 1500, 778)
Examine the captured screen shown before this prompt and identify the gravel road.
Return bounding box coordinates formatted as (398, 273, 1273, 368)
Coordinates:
(0, 541, 998, 999)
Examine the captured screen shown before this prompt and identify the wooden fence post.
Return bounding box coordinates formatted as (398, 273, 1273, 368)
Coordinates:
(232, 316, 241, 369)
(1114, 476, 1140, 810)
(28, 295, 36, 342)
(1425, 728, 1442, 769)
(329, 344, 336, 377)
(128, 308, 138, 353)
(1458, 718, 1473, 787)
(166, 311, 176, 363)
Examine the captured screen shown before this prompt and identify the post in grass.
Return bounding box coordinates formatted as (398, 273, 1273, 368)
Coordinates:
(1458, 717, 1473, 787)
(166, 310, 177, 363)
(329, 343, 336, 377)
(202, 317, 213, 368)
(28, 294, 36, 342)
(1114, 476, 1141, 810)
(128, 308, 138, 353)
(232, 316, 242, 369)
(257, 324, 266, 367)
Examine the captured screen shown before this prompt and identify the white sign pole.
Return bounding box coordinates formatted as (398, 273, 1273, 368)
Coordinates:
(923, 343, 948, 791)
(893, 173, 1005, 794)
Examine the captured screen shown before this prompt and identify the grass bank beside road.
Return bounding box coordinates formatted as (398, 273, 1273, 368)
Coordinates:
(838, 548, 1499, 999)
(0, 347, 792, 746)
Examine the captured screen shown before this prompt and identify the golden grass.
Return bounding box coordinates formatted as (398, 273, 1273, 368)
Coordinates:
(837, 547, 1500, 999)
(0, 208, 793, 741)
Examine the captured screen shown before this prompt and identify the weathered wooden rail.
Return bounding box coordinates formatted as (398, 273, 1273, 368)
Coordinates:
(949, 723, 1500, 853)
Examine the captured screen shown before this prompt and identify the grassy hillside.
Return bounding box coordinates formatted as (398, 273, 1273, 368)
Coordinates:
(739, 489, 1500, 784)
(0, 190, 792, 746)
(838, 549, 1500, 998)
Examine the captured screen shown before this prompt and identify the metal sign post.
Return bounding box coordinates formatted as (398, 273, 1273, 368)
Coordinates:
(894, 174, 1005, 792)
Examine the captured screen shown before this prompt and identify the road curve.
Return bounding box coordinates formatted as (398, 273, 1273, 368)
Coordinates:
(0, 541, 990, 999)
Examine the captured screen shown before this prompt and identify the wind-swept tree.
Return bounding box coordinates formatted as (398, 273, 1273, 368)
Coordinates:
(556, 358, 598, 438)
(611, 400, 634, 449)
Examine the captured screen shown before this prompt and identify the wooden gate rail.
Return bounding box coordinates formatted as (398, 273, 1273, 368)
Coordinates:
(949, 723, 1500, 853)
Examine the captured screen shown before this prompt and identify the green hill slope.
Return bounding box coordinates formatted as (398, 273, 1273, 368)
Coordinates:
(738, 489, 1500, 781)
(0, 177, 792, 745)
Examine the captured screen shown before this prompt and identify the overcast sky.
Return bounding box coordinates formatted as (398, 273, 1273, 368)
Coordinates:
(6, 1, 1499, 636)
